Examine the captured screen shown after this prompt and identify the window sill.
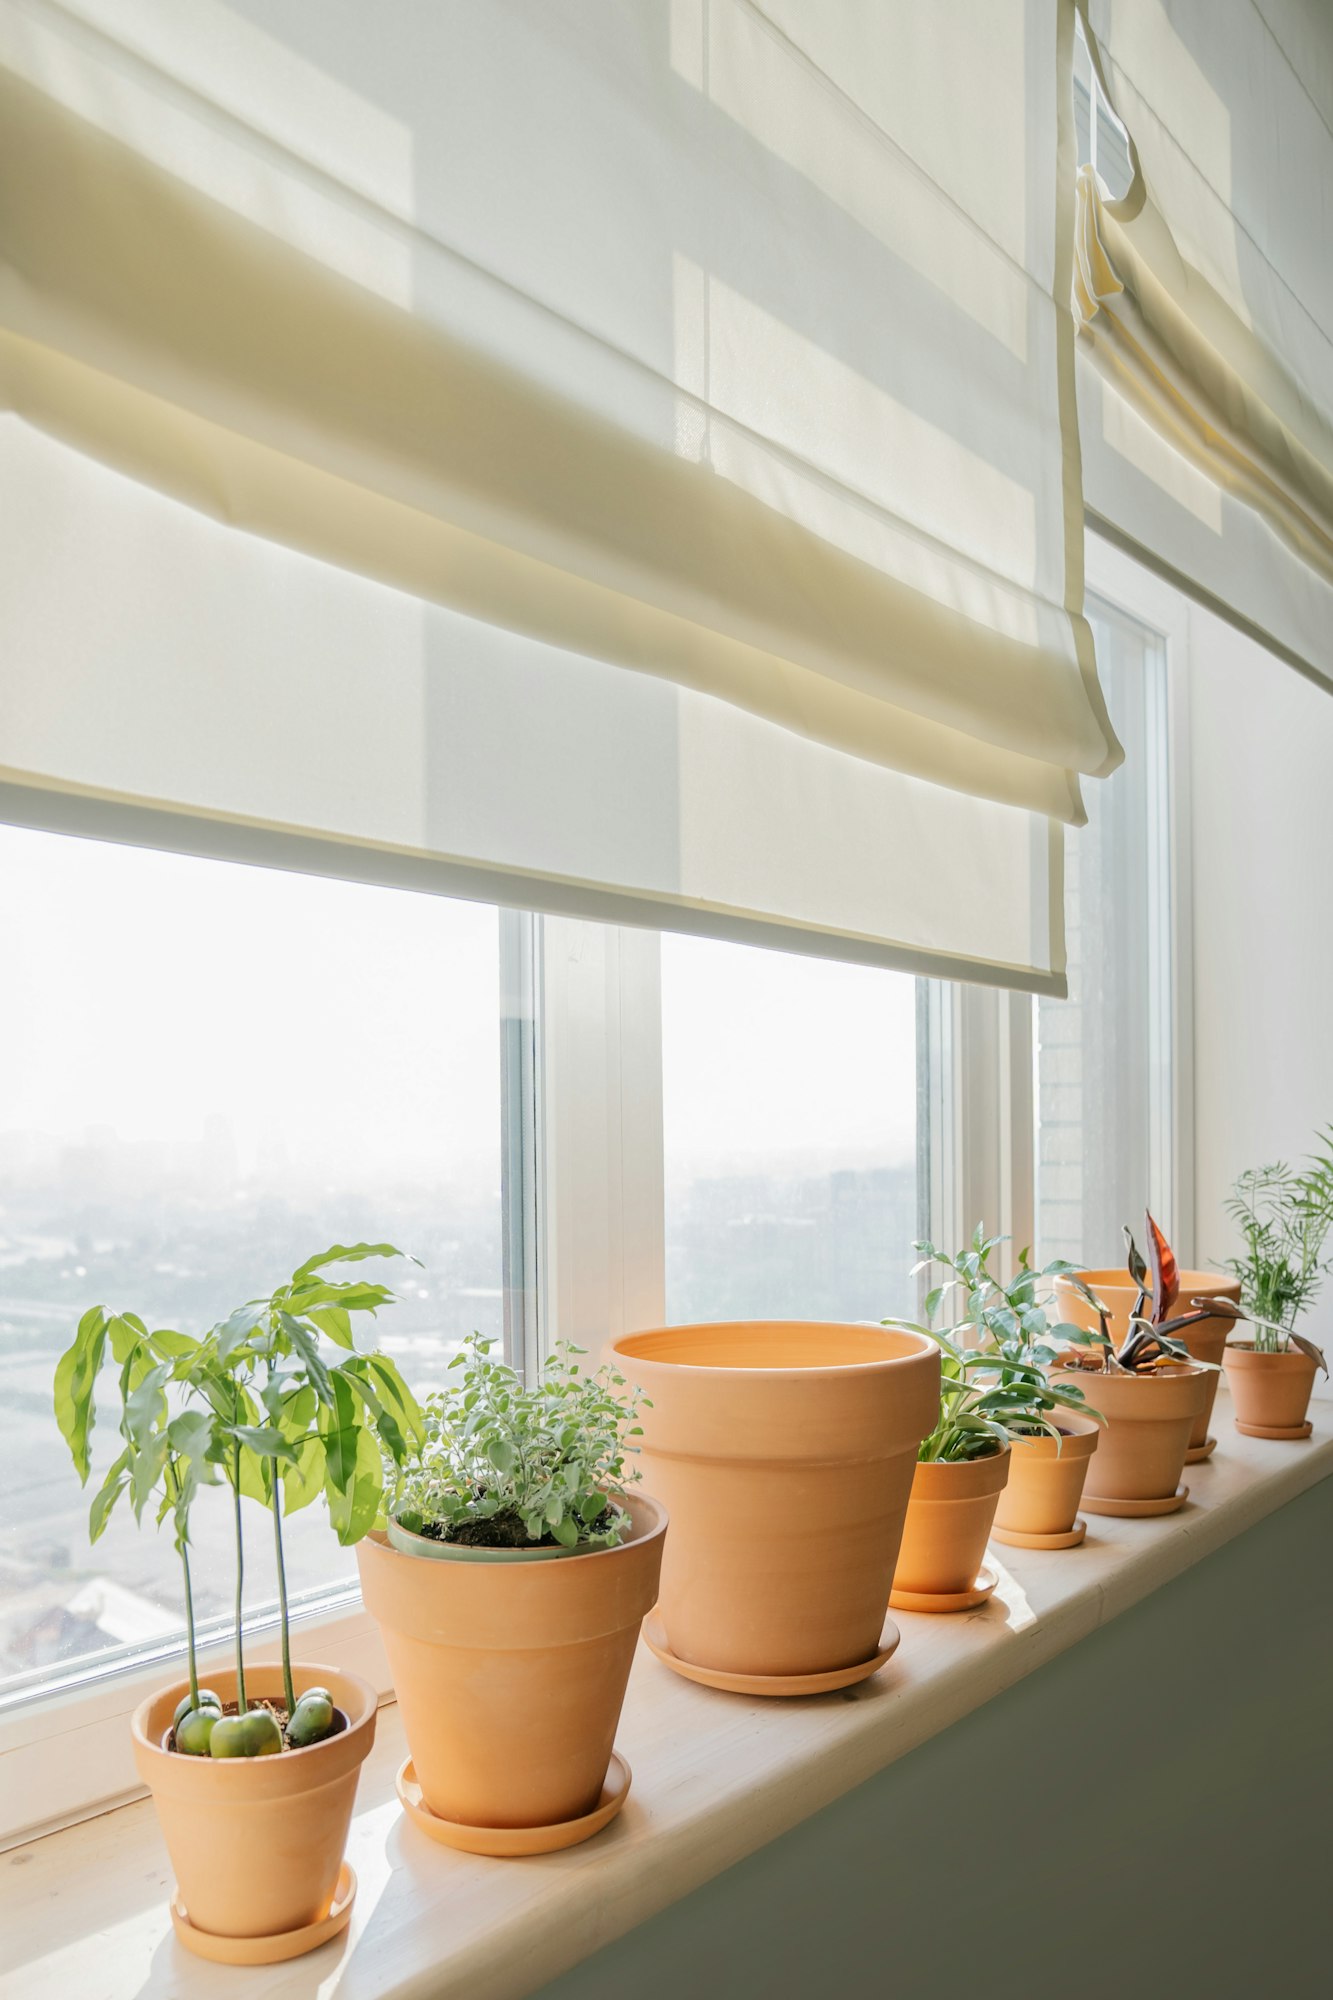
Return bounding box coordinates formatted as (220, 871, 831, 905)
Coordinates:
(3, 1388, 1331, 2000)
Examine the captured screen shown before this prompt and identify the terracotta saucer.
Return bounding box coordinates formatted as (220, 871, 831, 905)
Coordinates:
(640, 1614, 900, 1696)
(1235, 1418, 1313, 1441)
(396, 1752, 630, 1855)
(1184, 1436, 1218, 1464)
(170, 1864, 355, 1965)
(1083, 1484, 1188, 1518)
(890, 1563, 998, 1614)
(991, 1519, 1086, 1551)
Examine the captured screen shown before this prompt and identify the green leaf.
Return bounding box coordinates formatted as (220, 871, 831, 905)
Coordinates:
(88, 1447, 133, 1543)
(304, 1305, 355, 1350)
(166, 1409, 215, 1461)
(321, 1418, 384, 1546)
(290, 1242, 415, 1284)
(216, 1301, 268, 1362)
(279, 1314, 334, 1404)
(150, 1329, 199, 1359)
(54, 1305, 109, 1483)
(222, 1424, 299, 1462)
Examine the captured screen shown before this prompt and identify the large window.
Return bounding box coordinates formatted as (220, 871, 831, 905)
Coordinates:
(0, 827, 504, 1701)
(661, 935, 920, 1324)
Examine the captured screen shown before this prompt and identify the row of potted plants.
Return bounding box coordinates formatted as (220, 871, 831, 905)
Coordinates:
(51, 1140, 1328, 1964)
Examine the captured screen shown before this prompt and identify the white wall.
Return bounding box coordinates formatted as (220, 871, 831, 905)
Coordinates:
(1186, 601, 1333, 1270)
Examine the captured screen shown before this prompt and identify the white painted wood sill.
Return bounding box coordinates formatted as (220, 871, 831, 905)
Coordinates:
(3, 1386, 1330, 2000)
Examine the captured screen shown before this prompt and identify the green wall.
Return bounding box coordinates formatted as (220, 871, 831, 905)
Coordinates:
(538, 1478, 1333, 2000)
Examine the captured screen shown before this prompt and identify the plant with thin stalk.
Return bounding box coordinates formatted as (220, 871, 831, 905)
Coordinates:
(1224, 1136, 1333, 1365)
(390, 1332, 646, 1549)
(1058, 1212, 1235, 1375)
(906, 1228, 1105, 1439)
(54, 1242, 424, 1757)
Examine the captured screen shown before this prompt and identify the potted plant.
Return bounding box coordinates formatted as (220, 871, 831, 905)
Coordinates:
(358, 1334, 666, 1854)
(1052, 1219, 1217, 1516)
(1221, 1143, 1333, 1438)
(1055, 1213, 1240, 1462)
(607, 1320, 938, 1692)
(910, 1231, 1105, 1551)
(53, 1243, 420, 1963)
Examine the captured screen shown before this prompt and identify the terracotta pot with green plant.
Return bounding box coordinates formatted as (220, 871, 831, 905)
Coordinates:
(1053, 1217, 1216, 1516)
(911, 1230, 1105, 1550)
(358, 1334, 664, 1856)
(1219, 1140, 1333, 1438)
(54, 1244, 422, 1963)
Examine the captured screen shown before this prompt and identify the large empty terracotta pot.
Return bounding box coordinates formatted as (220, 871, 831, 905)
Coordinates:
(357, 1490, 665, 1828)
(1051, 1363, 1209, 1510)
(892, 1446, 1010, 1598)
(992, 1411, 1101, 1541)
(1056, 1269, 1239, 1457)
(1223, 1342, 1319, 1436)
(608, 1321, 938, 1678)
(130, 1662, 376, 1943)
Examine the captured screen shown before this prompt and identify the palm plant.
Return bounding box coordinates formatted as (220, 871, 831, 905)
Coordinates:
(1224, 1135, 1333, 1362)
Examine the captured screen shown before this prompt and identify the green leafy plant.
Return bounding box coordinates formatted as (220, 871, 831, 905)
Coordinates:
(906, 1228, 1105, 1441)
(1224, 1138, 1333, 1365)
(391, 1333, 645, 1549)
(54, 1243, 422, 1756)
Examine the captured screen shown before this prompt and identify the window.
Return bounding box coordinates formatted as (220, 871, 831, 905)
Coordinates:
(1034, 596, 1174, 1266)
(0, 826, 506, 1705)
(661, 934, 920, 1324)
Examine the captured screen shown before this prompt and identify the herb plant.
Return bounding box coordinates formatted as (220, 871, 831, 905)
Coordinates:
(907, 1228, 1104, 1440)
(1224, 1136, 1333, 1362)
(391, 1333, 646, 1550)
(54, 1243, 422, 1756)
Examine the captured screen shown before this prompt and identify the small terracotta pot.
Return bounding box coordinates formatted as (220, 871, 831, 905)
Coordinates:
(1051, 1362, 1209, 1507)
(608, 1322, 939, 1678)
(891, 1447, 1010, 1598)
(357, 1490, 665, 1828)
(1057, 1268, 1239, 1455)
(1222, 1342, 1319, 1435)
(130, 1662, 376, 1943)
(992, 1412, 1101, 1540)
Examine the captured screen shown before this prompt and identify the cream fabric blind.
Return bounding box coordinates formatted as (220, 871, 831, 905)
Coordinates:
(1076, 0, 1333, 689)
(0, 0, 1102, 990)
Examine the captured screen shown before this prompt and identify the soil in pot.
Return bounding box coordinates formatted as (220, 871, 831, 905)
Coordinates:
(992, 1412, 1100, 1542)
(1223, 1341, 1319, 1436)
(607, 1321, 939, 1679)
(357, 1488, 666, 1831)
(1056, 1269, 1239, 1458)
(1051, 1362, 1209, 1510)
(131, 1662, 377, 1948)
(891, 1445, 1010, 1601)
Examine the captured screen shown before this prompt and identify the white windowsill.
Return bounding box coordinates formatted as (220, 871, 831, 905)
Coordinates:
(3, 1386, 1330, 2000)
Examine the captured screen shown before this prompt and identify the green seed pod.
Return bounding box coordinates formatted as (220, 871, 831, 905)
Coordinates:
(286, 1691, 336, 1748)
(173, 1687, 222, 1730)
(174, 1706, 219, 1757)
(209, 1709, 284, 1758)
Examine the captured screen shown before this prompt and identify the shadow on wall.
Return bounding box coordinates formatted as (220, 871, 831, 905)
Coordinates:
(534, 1477, 1333, 2000)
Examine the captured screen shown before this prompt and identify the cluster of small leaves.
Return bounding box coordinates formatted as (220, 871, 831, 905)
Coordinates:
(886, 1227, 1104, 1459)
(1225, 1137, 1333, 1358)
(54, 1243, 424, 1595)
(391, 1333, 646, 1549)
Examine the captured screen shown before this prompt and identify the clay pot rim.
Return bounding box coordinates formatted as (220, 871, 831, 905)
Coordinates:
(130, 1662, 377, 1775)
(1058, 1359, 1206, 1383)
(1223, 1341, 1316, 1363)
(1007, 1412, 1101, 1452)
(609, 1321, 937, 1380)
(911, 1441, 1011, 1493)
(1061, 1268, 1239, 1297)
(380, 1489, 667, 1569)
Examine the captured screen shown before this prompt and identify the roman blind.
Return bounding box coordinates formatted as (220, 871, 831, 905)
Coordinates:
(0, 0, 1113, 990)
(1076, 0, 1333, 690)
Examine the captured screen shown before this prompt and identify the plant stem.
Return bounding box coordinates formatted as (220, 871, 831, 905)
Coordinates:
(232, 1442, 248, 1714)
(271, 1467, 295, 1715)
(165, 1459, 199, 1707)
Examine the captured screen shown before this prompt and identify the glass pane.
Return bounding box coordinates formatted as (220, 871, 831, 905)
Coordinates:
(0, 826, 502, 1699)
(661, 935, 919, 1324)
(1034, 603, 1167, 1266)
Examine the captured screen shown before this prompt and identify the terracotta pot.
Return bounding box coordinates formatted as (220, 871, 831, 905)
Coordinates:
(1051, 1362, 1209, 1506)
(1222, 1342, 1319, 1435)
(357, 1489, 665, 1828)
(130, 1662, 376, 1942)
(608, 1321, 939, 1677)
(1056, 1268, 1239, 1454)
(892, 1446, 1010, 1597)
(992, 1412, 1101, 1540)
